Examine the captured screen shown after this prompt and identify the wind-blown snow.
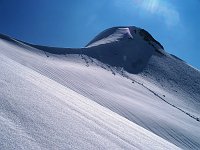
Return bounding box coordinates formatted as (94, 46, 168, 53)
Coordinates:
(86, 28, 133, 47)
(0, 26, 199, 149)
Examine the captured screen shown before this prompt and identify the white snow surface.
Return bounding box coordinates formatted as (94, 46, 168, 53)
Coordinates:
(0, 26, 200, 149)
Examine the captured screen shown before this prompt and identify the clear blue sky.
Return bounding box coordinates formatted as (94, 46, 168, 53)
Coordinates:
(0, 0, 199, 69)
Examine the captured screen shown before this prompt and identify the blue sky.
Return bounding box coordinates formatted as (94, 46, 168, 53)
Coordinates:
(0, 0, 199, 69)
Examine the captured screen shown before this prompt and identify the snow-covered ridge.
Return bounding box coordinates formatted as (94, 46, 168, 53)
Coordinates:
(1, 26, 164, 74)
(0, 26, 200, 150)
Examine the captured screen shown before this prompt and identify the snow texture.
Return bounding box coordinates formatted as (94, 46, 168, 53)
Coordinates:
(0, 26, 199, 150)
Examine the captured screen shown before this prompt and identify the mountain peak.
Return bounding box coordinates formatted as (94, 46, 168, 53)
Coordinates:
(86, 26, 164, 50)
(83, 26, 165, 73)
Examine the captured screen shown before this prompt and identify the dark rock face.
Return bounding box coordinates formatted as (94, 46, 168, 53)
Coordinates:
(139, 29, 164, 50)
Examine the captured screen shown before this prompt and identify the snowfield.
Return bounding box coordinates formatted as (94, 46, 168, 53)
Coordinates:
(0, 26, 199, 149)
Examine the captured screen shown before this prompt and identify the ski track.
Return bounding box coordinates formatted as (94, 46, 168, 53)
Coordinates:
(123, 73, 200, 122)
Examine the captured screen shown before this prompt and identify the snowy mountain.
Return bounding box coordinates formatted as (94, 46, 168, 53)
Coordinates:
(0, 26, 199, 150)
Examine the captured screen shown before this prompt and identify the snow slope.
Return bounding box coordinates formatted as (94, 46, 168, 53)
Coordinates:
(0, 39, 181, 150)
(0, 26, 199, 149)
(1, 54, 182, 150)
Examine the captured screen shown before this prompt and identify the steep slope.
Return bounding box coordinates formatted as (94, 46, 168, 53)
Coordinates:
(0, 26, 200, 149)
(0, 40, 180, 150)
